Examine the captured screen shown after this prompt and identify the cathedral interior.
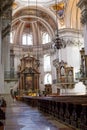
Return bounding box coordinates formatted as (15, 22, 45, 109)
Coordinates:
(0, 0, 87, 130)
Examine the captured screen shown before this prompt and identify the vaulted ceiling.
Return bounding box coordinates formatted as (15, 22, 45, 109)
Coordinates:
(0, 0, 81, 42)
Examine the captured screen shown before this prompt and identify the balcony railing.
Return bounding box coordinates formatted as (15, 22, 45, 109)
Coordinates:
(4, 71, 18, 80)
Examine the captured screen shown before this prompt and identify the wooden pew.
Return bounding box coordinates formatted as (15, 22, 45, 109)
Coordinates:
(22, 95, 87, 130)
(0, 97, 6, 129)
(0, 121, 4, 130)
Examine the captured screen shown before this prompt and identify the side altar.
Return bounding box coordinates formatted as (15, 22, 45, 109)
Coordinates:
(17, 54, 40, 96)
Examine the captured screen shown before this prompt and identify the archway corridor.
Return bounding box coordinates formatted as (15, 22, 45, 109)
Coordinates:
(2, 97, 75, 130)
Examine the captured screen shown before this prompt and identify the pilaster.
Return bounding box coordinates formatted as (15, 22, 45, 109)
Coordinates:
(3, 35, 10, 72)
(0, 17, 4, 93)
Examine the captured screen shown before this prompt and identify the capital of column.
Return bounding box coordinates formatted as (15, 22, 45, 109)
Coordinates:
(77, 0, 87, 24)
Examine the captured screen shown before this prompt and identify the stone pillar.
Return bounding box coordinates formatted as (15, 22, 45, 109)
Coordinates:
(0, 17, 4, 93)
(39, 55, 45, 93)
(77, 0, 87, 54)
(3, 35, 10, 72)
(10, 49, 14, 72)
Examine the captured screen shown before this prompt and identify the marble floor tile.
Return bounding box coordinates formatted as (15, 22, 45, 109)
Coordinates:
(2, 101, 75, 130)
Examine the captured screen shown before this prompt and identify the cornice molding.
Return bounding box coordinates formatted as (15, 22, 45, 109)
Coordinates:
(10, 36, 83, 52)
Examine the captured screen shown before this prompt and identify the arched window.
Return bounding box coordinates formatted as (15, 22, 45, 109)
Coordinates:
(10, 32, 14, 43)
(22, 34, 33, 45)
(44, 73, 52, 84)
(42, 33, 51, 44)
(44, 54, 51, 72)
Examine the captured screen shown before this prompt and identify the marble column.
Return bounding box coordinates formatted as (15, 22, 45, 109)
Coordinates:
(0, 17, 4, 93)
(3, 34, 10, 72)
(39, 55, 45, 93)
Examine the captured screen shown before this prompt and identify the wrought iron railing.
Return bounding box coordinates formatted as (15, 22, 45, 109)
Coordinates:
(4, 71, 18, 80)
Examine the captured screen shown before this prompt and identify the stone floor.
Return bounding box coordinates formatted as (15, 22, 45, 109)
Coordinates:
(2, 100, 75, 130)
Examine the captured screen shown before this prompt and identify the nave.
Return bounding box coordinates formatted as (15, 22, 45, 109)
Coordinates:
(3, 100, 74, 130)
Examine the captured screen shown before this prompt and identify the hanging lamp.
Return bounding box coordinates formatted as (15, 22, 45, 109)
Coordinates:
(53, 0, 66, 50)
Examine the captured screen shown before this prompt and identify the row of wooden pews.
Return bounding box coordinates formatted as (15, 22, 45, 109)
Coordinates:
(0, 97, 6, 130)
(21, 95, 87, 130)
(38, 95, 87, 130)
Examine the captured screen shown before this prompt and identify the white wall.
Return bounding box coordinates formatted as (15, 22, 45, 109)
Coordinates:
(4, 81, 17, 94)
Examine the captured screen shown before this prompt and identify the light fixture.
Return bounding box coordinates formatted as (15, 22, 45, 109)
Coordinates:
(53, 0, 66, 50)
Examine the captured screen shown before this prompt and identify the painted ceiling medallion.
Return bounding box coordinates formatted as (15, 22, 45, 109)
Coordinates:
(51, 2, 65, 26)
(52, 2, 64, 11)
(12, 2, 18, 10)
(51, 2, 64, 17)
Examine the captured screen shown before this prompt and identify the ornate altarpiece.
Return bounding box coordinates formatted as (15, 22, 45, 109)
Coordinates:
(17, 54, 40, 95)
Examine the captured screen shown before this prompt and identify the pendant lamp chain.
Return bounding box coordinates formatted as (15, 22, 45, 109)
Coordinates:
(36, 0, 40, 67)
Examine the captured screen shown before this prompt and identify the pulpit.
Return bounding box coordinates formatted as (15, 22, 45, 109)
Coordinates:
(53, 60, 74, 89)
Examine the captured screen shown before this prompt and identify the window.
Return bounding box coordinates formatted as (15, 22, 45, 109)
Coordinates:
(22, 34, 33, 45)
(44, 54, 51, 72)
(10, 32, 14, 43)
(42, 33, 51, 44)
(44, 73, 52, 84)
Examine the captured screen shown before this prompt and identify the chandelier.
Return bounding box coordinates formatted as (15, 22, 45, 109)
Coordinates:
(53, 32, 63, 50)
(53, 0, 66, 50)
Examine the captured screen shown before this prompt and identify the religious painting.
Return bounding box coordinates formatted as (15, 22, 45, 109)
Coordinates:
(26, 76, 32, 90)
